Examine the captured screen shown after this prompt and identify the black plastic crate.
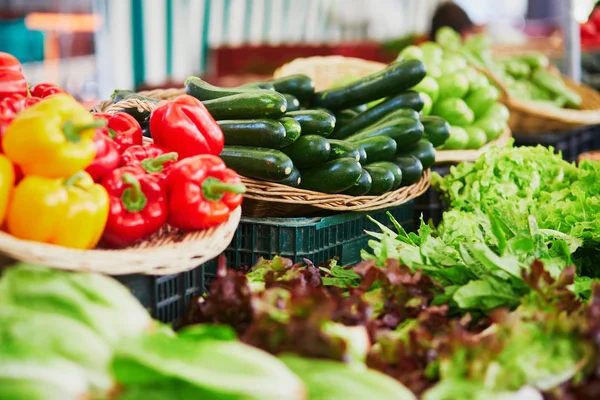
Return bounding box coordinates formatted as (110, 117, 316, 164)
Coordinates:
(203, 202, 415, 284)
(413, 165, 451, 228)
(513, 125, 600, 163)
(115, 260, 215, 327)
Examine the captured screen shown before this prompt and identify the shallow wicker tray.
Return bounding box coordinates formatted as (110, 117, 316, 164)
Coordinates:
(0, 206, 240, 275)
(477, 66, 600, 135)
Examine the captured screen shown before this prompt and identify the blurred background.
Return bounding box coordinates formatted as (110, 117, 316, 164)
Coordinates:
(0, 0, 597, 106)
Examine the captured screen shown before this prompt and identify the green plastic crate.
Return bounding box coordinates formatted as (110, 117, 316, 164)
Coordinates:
(204, 201, 414, 283)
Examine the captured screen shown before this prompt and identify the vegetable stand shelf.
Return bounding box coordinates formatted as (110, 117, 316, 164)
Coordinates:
(203, 202, 415, 286)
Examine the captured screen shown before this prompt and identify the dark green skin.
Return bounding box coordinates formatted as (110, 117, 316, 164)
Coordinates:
(217, 119, 290, 149)
(330, 92, 424, 140)
(281, 135, 331, 169)
(286, 110, 336, 136)
(420, 116, 450, 147)
(328, 140, 362, 163)
(363, 165, 395, 195)
(334, 109, 360, 130)
(346, 118, 424, 148)
(342, 170, 372, 196)
(220, 146, 294, 181)
(277, 167, 302, 187)
(375, 107, 420, 126)
(203, 92, 287, 120)
(393, 155, 423, 186)
(300, 158, 362, 193)
(283, 94, 301, 111)
(399, 139, 436, 169)
(111, 90, 159, 123)
(268, 74, 315, 101)
(240, 81, 276, 90)
(278, 117, 302, 145)
(311, 59, 427, 110)
(367, 161, 403, 190)
(350, 104, 368, 113)
(185, 76, 274, 101)
(352, 136, 397, 163)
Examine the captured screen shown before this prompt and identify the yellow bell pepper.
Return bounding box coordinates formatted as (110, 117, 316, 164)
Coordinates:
(0, 155, 15, 226)
(7, 171, 109, 249)
(2, 94, 104, 178)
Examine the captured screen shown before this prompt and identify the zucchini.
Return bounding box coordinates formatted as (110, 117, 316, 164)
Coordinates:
(185, 76, 274, 100)
(328, 140, 366, 163)
(268, 74, 315, 101)
(335, 109, 360, 130)
(220, 146, 294, 181)
(279, 117, 302, 144)
(342, 170, 372, 196)
(286, 110, 336, 137)
(111, 90, 160, 123)
(420, 116, 450, 147)
(399, 139, 436, 169)
(203, 92, 287, 120)
(363, 164, 395, 195)
(240, 81, 276, 90)
(346, 118, 424, 148)
(350, 104, 368, 113)
(352, 136, 397, 163)
(367, 161, 403, 190)
(330, 92, 424, 139)
(283, 94, 301, 111)
(393, 155, 423, 186)
(217, 119, 292, 149)
(311, 59, 427, 110)
(277, 167, 302, 187)
(281, 135, 331, 169)
(300, 158, 362, 193)
(375, 108, 420, 126)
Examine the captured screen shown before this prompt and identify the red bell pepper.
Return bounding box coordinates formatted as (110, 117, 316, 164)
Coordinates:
(121, 143, 178, 176)
(101, 166, 168, 247)
(166, 154, 245, 230)
(0, 94, 41, 151)
(94, 112, 143, 154)
(0, 52, 21, 72)
(85, 130, 120, 182)
(149, 95, 224, 159)
(30, 83, 67, 98)
(0, 70, 27, 100)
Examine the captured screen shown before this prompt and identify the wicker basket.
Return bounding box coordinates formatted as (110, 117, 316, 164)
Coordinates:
(579, 151, 600, 163)
(477, 66, 600, 135)
(0, 206, 240, 275)
(96, 89, 430, 218)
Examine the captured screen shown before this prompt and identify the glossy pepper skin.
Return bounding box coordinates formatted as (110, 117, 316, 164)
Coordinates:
(101, 166, 168, 247)
(121, 143, 178, 177)
(0, 94, 41, 151)
(30, 83, 67, 98)
(7, 171, 109, 249)
(150, 95, 224, 159)
(3, 94, 104, 178)
(94, 112, 143, 154)
(166, 155, 245, 230)
(85, 130, 120, 182)
(0, 154, 15, 226)
(0, 70, 27, 100)
(0, 52, 22, 72)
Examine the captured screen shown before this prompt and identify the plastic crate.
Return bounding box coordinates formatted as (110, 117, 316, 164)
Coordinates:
(513, 125, 600, 163)
(413, 164, 451, 228)
(203, 202, 415, 284)
(115, 259, 215, 327)
(0, 19, 44, 63)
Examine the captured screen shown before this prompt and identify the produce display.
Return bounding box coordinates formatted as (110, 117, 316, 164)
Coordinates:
(175, 59, 446, 195)
(428, 27, 583, 110)
(397, 29, 510, 151)
(0, 53, 245, 250)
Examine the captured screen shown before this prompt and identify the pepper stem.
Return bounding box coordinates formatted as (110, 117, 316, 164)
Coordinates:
(140, 152, 178, 173)
(121, 173, 148, 213)
(63, 171, 86, 187)
(62, 119, 106, 143)
(107, 127, 118, 139)
(202, 177, 246, 202)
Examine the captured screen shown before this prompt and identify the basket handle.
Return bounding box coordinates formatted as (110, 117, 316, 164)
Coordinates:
(93, 88, 186, 115)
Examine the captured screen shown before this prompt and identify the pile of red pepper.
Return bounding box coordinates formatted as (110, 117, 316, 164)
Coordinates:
(0, 52, 245, 249)
(581, 8, 600, 50)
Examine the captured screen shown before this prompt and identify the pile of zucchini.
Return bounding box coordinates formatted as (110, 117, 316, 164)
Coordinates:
(183, 58, 449, 195)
